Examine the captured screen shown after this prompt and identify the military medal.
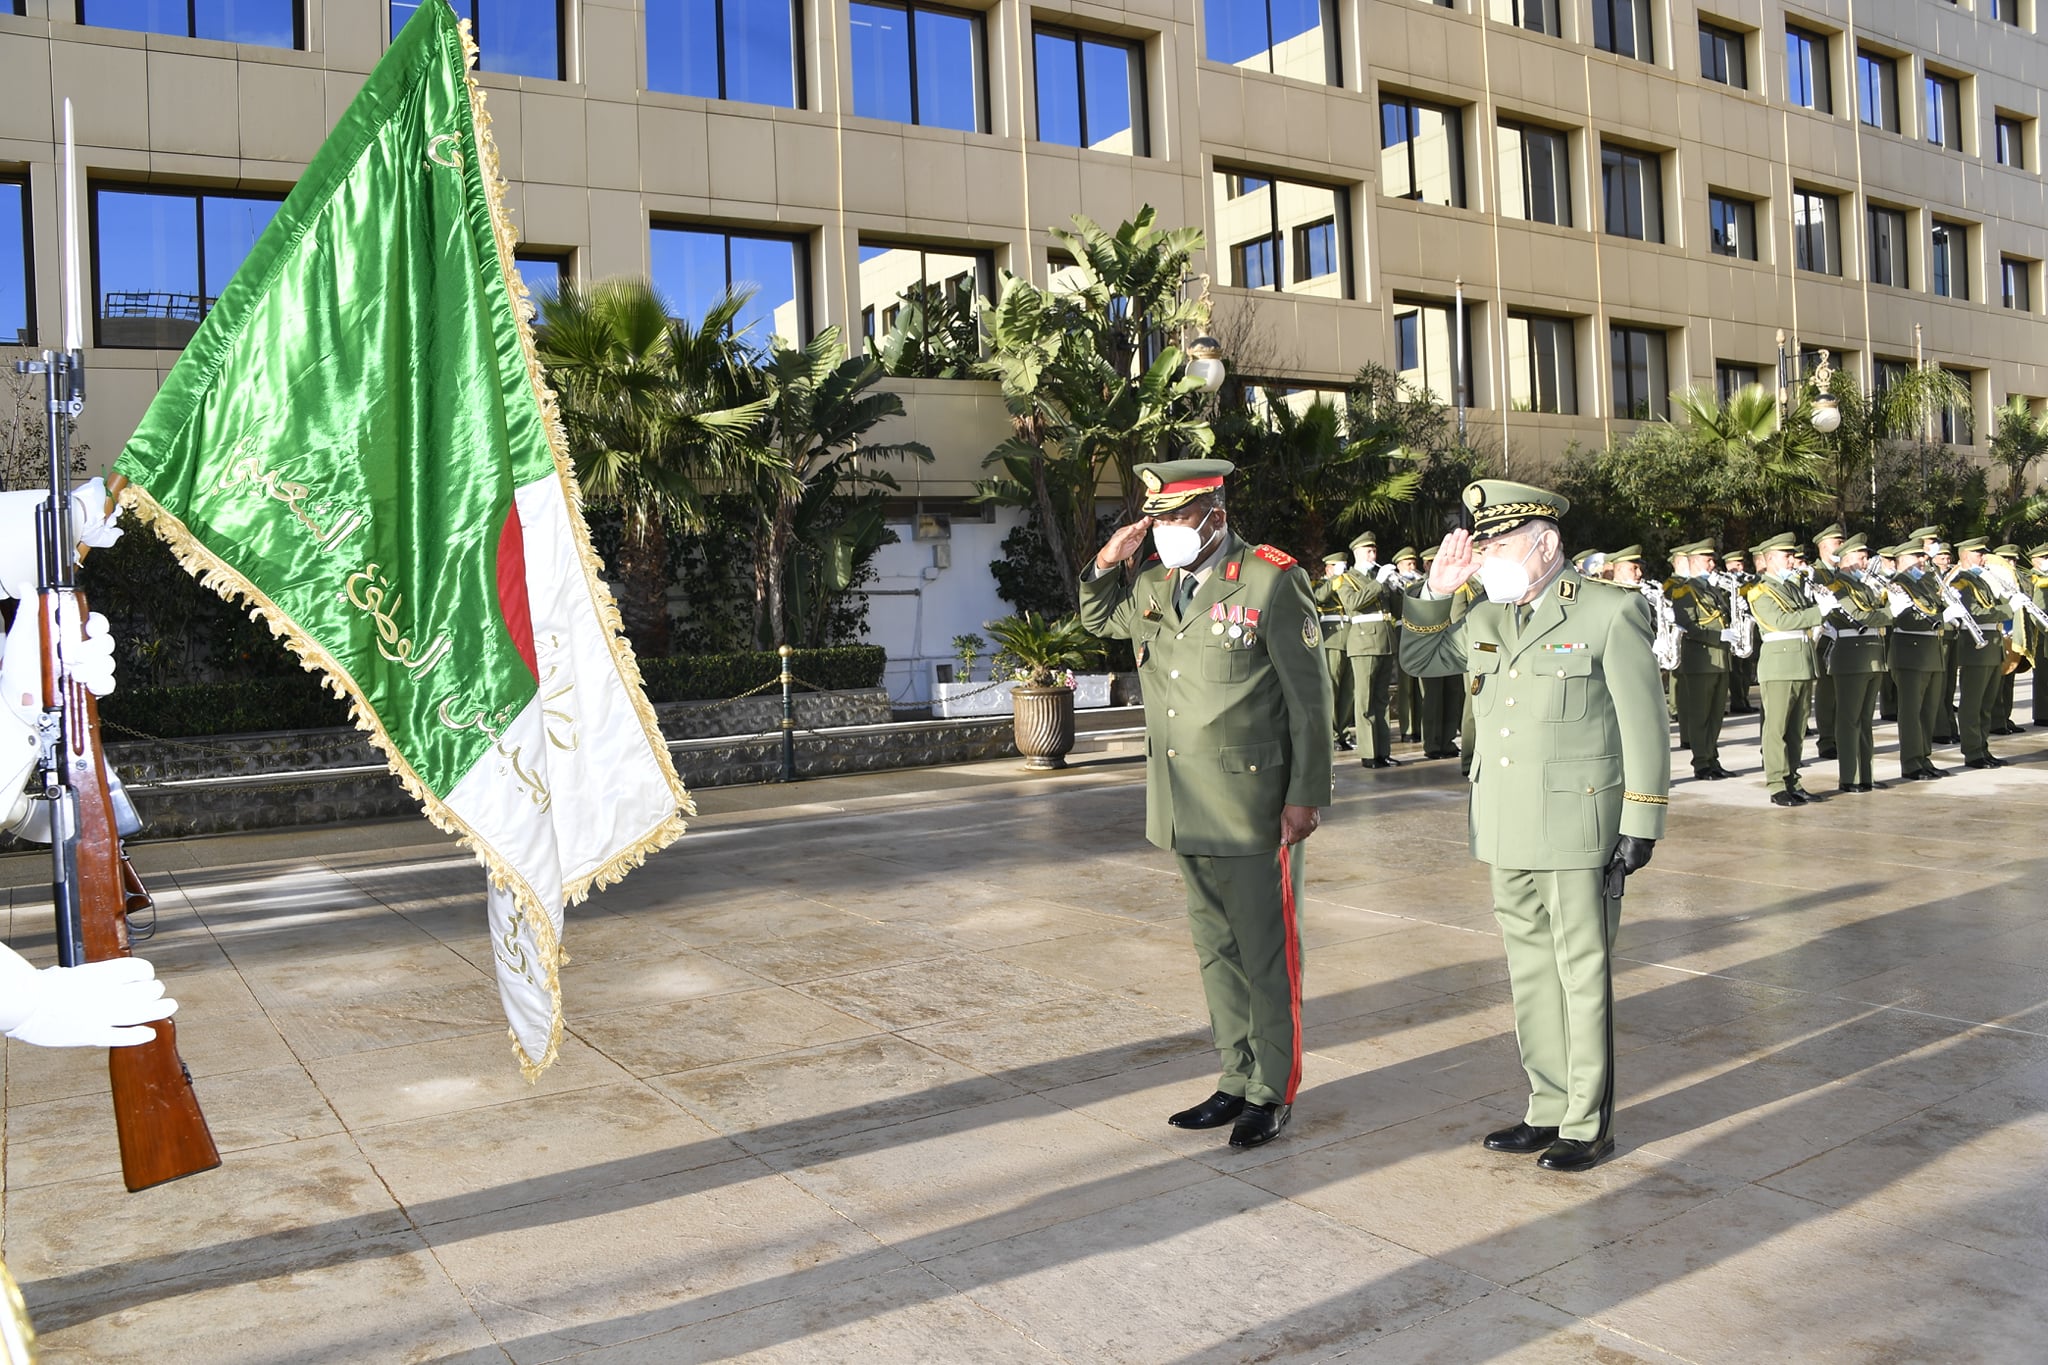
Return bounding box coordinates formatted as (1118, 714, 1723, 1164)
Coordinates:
(1228, 625, 1243, 639)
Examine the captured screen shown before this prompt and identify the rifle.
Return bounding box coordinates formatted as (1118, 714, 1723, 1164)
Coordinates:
(20, 354, 220, 1193)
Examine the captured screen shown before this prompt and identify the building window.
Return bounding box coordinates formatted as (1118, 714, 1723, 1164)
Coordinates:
(1708, 193, 1756, 260)
(858, 242, 991, 374)
(1987, 0, 2021, 23)
(1786, 27, 1831, 114)
(514, 251, 570, 302)
(1995, 115, 2027, 168)
(1487, 0, 1561, 37)
(1793, 188, 1840, 275)
(1601, 144, 1662, 242)
(1941, 367, 1975, 443)
(1856, 50, 1898, 132)
(1507, 313, 1576, 414)
(391, 1, 560, 79)
(647, 0, 802, 107)
(1866, 206, 1908, 288)
(1202, 0, 1340, 85)
(1380, 97, 1466, 207)
(649, 223, 808, 342)
(1609, 325, 1669, 420)
(1593, 0, 1653, 62)
(1716, 361, 1760, 402)
(1699, 22, 1746, 88)
(87, 0, 300, 47)
(1035, 27, 1147, 155)
(1925, 74, 1962, 151)
(91, 184, 283, 349)
(1211, 169, 1349, 296)
(2003, 257, 2034, 311)
(1873, 357, 1910, 396)
(1930, 221, 1967, 300)
(1499, 121, 1571, 226)
(1393, 299, 1472, 407)
(0, 176, 29, 347)
(849, 0, 987, 133)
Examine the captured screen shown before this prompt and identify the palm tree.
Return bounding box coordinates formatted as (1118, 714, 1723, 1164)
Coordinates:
(536, 279, 770, 657)
(1988, 395, 2048, 534)
(1669, 383, 1829, 529)
(1810, 365, 1968, 523)
(752, 327, 932, 647)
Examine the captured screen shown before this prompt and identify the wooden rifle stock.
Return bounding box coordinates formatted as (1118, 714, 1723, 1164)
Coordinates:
(40, 587, 221, 1192)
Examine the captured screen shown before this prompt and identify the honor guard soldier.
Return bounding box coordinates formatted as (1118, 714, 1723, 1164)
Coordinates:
(1313, 552, 1356, 749)
(1745, 533, 1831, 806)
(1337, 532, 1401, 767)
(1948, 538, 2011, 769)
(1810, 524, 1847, 761)
(1665, 541, 1735, 778)
(1401, 481, 1668, 1173)
(1081, 459, 1333, 1149)
(1883, 543, 1951, 781)
(1822, 534, 1890, 792)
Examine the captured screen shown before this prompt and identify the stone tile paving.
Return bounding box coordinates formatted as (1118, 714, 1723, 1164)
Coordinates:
(5, 701, 2048, 1363)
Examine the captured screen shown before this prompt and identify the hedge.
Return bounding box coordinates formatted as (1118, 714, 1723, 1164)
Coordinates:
(96, 647, 891, 739)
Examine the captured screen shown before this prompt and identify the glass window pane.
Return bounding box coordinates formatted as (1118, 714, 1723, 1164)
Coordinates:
(648, 0, 721, 97)
(0, 181, 27, 346)
(95, 189, 201, 347)
(1081, 39, 1137, 153)
(1204, 0, 1270, 68)
(1395, 302, 1456, 404)
(728, 234, 803, 341)
(726, 0, 799, 106)
(476, 0, 562, 79)
(651, 226, 735, 331)
(88, 0, 194, 36)
(196, 0, 297, 46)
(849, 2, 914, 124)
(514, 254, 564, 302)
(1266, 0, 1331, 83)
(915, 8, 983, 133)
(200, 194, 279, 303)
(1034, 31, 1081, 146)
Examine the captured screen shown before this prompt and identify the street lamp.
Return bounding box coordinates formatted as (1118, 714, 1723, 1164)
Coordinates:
(1185, 335, 1227, 394)
(1775, 327, 1841, 432)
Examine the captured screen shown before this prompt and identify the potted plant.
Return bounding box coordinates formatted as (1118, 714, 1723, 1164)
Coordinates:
(951, 632, 985, 682)
(985, 612, 1104, 769)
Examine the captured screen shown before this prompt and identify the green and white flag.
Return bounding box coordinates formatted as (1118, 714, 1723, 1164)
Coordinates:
(116, 0, 691, 1075)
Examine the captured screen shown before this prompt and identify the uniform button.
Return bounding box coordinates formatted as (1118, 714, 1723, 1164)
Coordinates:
(1177, 632, 1186, 640)
(1499, 727, 1511, 736)
(1169, 669, 1180, 679)
(1556, 668, 1567, 677)
(1506, 698, 1516, 707)
(1166, 748, 1177, 758)
(1166, 709, 1176, 717)
(1499, 756, 1511, 767)
(1249, 764, 1259, 772)
(1508, 668, 1519, 679)
(1585, 785, 1595, 793)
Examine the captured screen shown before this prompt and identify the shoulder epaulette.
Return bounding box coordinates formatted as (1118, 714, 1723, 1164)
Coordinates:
(1585, 576, 1632, 591)
(1253, 544, 1297, 571)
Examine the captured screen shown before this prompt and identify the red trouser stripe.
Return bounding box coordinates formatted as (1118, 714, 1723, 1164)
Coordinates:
(1279, 842, 1304, 1104)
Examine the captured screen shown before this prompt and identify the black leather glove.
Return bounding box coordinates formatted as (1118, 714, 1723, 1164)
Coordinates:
(1602, 836, 1655, 900)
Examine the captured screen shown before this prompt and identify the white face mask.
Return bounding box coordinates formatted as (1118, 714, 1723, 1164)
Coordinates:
(1477, 535, 1543, 603)
(1153, 508, 1216, 569)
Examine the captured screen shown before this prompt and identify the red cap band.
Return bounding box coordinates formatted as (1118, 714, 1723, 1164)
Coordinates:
(1158, 476, 1225, 496)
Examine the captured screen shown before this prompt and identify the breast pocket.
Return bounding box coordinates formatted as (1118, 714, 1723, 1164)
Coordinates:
(1201, 647, 1253, 683)
(1541, 654, 1595, 721)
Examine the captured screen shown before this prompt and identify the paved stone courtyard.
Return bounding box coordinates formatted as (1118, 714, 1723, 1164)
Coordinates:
(4, 700, 2047, 1363)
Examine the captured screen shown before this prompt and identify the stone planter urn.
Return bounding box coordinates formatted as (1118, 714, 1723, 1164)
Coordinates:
(1012, 684, 1077, 770)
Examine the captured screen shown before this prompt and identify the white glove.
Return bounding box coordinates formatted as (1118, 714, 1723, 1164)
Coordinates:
(1374, 563, 1399, 585)
(1719, 628, 1739, 644)
(0, 946, 175, 1048)
(1811, 590, 1840, 614)
(58, 602, 117, 698)
(1887, 588, 1912, 617)
(70, 477, 124, 551)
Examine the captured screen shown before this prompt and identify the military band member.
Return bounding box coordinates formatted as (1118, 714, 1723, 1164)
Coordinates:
(1884, 544, 1951, 781)
(1810, 523, 1846, 761)
(1314, 552, 1356, 750)
(1823, 534, 1889, 792)
(1949, 537, 2011, 769)
(1666, 541, 1735, 779)
(1339, 532, 1401, 768)
(1607, 546, 1645, 586)
(1928, 538, 1962, 743)
(1721, 550, 1758, 713)
(1081, 459, 1332, 1149)
(1391, 546, 1424, 742)
(1414, 545, 1464, 759)
(1992, 543, 2026, 735)
(1401, 481, 1668, 1173)
(2034, 543, 2048, 728)
(1745, 533, 1830, 806)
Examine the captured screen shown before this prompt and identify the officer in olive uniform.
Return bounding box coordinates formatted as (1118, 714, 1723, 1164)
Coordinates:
(1822, 534, 1890, 792)
(1337, 532, 1401, 767)
(1413, 546, 1465, 759)
(1721, 550, 1758, 713)
(1906, 526, 1961, 743)
(1607, 546, 1645, 585)
(1080, 459, 1333, 1150)
(1949, 537, 2011, 769)
(1401, 481, 1669, 1173)
(1745, 533, 1828, 806)
(1666, 540, 1735, 779)
(1884, 543, 1951, 781)
(1810, 524, 1846, 761)
(1313, 552, 1356, 749)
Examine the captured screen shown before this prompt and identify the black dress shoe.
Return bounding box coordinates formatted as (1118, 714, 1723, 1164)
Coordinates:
(1816, 747, 1838, 761)
(1927, 766, 1951, 778)
(1836, 784, 1860, 794)
(1996, 724, 2026, 736)
(1865, 781, 1888, 791)
(1537, 1134, 1616, 1172)
(1902, 770, 1940, 782)
(1228, 1102, 1291, 1149)
(1770, 790, 1803, 807)
(1167, 1091, 1246, 1130)
(1965, 756, 2005, 770)
(1482, 1121, 1559, 1154)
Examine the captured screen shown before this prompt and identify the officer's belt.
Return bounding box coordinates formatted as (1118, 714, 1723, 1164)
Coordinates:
(1319, 613, 1387, 624)
(1760, 630, 1808, 642)
(1894, 629, 1939, 637)
(1825, 626, 1883, 638)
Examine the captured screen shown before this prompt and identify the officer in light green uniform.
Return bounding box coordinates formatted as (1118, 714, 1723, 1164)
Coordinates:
(1400, 481, 1669, 1173)
(1666, 540, 1735, 779)
(1337, 532, 1400, 767)
(1885, 543, 1951, 782)
(1809, 524, 1846, 761)
(1413, 546, 1464, 759)
(1080, 459, 1332, 1150)
(1948, 537, 2012, 769)
(1822, 534, 1890, 792)
(1744, 533, 1826, 806)
(1313, 552, 1356, 750)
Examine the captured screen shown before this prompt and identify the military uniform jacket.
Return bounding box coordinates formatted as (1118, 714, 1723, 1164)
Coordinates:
(1948, 569, 2012, 667)
(1823, 574, 1890, 675)
(1744, 578, 1824, 681)
(1311, 577, 1352, 655)
(1080, 533, 1334, 857)
(1886, 573, 1948, 672)
(1666, 576, 1732, 673)
(1399, 569, 1669, 870)
(1334, 571, 1397, 656)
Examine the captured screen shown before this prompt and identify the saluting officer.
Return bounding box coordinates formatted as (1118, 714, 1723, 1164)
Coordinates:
(1401, 481, 1669, 1173)
(1745, 533, 1831, 807)
(1313, 551, 1356, 750)
(1081, 459, 1333, 1150)
(1338, 532, 1401, 767)
(1666, 540, 1736, 779)
(1823, 534, 1890, 793)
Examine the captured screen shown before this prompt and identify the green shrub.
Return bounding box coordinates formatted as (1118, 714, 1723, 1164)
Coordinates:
(98, 675, 350, 740)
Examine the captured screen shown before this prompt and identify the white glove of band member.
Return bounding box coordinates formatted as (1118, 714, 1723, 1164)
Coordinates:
(1887, 588, 1912, 617)
(1374, 563, 1400, 585)
(1719, 628, 1739, 644)
(1811, 590, 1841, 614)
(0, 945, 175, 1048)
